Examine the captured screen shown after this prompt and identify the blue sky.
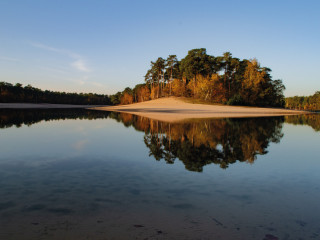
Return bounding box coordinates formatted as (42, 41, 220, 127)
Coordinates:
(0, 0, 319, 96)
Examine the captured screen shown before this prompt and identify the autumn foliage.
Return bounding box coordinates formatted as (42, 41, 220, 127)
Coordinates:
(111, 48, 286, 107)
(285, 91, 320, 111)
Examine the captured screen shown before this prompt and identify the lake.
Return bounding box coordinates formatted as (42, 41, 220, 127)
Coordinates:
(0, 109, 319, 240)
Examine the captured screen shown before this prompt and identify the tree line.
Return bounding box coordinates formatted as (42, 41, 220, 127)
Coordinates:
(0, 82, 111, 105)
(110, 48, 286, 107)
(285, 91, 320, 111)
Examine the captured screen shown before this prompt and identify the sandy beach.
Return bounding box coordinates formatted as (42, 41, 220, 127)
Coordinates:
(92, 97, 307, 122)
(0, 103, 107, 109)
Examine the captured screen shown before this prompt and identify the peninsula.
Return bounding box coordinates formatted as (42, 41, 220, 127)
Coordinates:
(93, 97, 306, 122)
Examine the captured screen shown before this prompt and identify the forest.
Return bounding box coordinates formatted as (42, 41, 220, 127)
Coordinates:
(0, 81, 111, 105)
(2, 48, 318, 110)
(285, 91, 320, 111)
(110, 48, 286, 107)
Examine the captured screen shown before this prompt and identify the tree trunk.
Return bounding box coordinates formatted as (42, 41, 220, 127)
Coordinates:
(170, 67, 173, 96)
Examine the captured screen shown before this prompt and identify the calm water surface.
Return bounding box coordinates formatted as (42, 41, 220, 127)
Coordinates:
(0, 109, 319, 240)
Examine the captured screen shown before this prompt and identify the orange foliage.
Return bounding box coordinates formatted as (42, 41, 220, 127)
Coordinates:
(136, 85, 150, 102)
(120, 92, 133, 105)
(150, 86, 159, 99)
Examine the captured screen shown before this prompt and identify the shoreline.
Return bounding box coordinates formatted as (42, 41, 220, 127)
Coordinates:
(0, 98, 309, 123)
(92, 97, 308, 122)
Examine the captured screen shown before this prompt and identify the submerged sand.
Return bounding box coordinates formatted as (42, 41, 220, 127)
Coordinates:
(92, 97, 307, 122)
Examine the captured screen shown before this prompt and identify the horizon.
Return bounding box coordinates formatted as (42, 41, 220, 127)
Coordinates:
(1, 0, 319, 97)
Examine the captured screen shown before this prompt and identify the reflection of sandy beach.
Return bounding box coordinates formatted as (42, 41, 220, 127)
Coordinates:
(93, 97, 307, 122)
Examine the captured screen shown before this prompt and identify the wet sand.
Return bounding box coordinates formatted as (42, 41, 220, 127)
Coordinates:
(92, 97, 307, 122)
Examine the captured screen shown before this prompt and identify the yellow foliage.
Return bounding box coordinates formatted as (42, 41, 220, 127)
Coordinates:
(171, 79, 186, 97)
(241, 59, 268, 104)
(192, 74, 226, 103)
(243, 59, 266, 90)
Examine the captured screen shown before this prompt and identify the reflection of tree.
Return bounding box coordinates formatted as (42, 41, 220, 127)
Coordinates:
(110, 113, 285, 171)
(285, 114, 320, 132)
(0, 109, 110, 129)
(144, 134, 164, 160)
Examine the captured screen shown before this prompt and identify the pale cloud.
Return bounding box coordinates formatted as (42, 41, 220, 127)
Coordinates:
(69, 76, 89, 86)
(71, 59, 91, 72)
(75, 79, 86, 85)
(30, 42, 80, 58)
(30, 42, 91, 73)
(31, 42, 63, 53)
(41, 66, 68, 74)
(67, 76, 104, 89)
(91, 81, 104, 87)
(0, 56, 20, 62)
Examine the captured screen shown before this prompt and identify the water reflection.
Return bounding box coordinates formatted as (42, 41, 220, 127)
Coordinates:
(0, 110, 320, 239)
(285, 114, 320, 131)
(1, 110, 318, 172)
(109, 112, 285, 170)
(0, 109, 110, 128)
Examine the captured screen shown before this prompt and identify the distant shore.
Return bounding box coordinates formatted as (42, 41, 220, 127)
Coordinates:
(0, 103, 108, 109)
(93, 97, 308, 122)
(0, 99, 308, 122)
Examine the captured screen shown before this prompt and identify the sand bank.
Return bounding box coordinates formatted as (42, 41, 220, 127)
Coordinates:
(0, 103, 108, 109)
(92, 97, 307, 122)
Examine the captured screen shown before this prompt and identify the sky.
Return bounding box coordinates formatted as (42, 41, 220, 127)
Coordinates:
(0, 0, 319, 97)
